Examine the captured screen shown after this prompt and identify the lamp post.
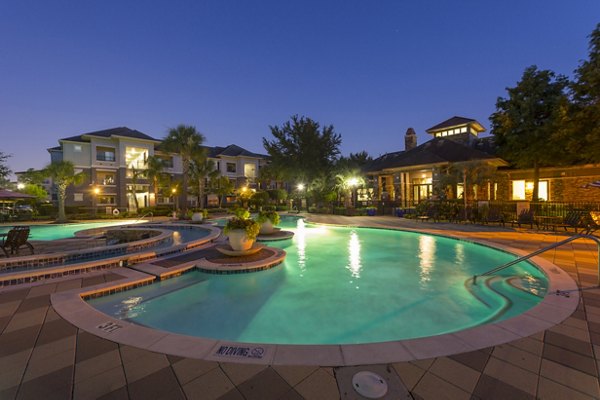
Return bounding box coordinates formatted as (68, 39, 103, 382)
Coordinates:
(296, 183, 305, 211)
(347, 177, 359, 208)
(93, 186, 100, 217)
(171, 187, 177, 214)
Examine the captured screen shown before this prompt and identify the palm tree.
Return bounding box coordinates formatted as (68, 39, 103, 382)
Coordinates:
(145, 156, 166, 206)
(127, 166, 145, 212)
(209, 175, 234, 208)
(43, 161, 86, 223)
(161, 125, 206, 213)
(189, 153, 218, 209)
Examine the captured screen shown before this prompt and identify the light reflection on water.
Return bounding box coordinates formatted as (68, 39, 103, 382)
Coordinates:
(116, 296, 144, 318)
(296, 218, 306, 276)
(418, 235, 435, 286)
(346, 230, 362, 280)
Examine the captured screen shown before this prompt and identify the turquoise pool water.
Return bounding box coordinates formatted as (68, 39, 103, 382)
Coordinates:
(0, 221, 138, 241)
(89, 218, 548, 345)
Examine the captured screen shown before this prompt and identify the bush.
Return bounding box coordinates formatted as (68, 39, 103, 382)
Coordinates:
(256, 210, 280, 225)
(267, 189, 288, 203)
(224, 217, 260, 240)
(276, 205, 289, 211)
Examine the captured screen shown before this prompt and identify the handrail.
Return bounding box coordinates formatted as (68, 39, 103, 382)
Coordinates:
(473, 233, 600, 285)
(135, 212, 153, 223)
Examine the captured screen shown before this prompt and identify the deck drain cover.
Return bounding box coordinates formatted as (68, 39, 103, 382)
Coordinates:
(352, 371, 388, 399)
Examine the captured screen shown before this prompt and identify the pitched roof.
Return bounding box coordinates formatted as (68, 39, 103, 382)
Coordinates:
(60, 127, 159, 143)
(426, 116, 485, 133)
(207, 144, 268, 159)
(363, 138, 503, 172)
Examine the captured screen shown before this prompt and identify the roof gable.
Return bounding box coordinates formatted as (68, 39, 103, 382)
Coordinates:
(60, 127, 159, 143)
(426, 116, 485, 133)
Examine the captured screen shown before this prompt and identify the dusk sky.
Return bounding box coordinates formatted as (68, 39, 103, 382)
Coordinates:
(1, 1, 598, 177)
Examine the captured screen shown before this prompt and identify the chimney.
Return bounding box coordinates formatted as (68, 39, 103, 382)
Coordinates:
(405, 127, 417, 151)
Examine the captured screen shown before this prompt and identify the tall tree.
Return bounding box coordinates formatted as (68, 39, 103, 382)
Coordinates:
(263, 115, 342, 185)
(161, 125, 206, 213)
(209, 175, 234, 208)
(189, 152, 218, 209)
(0, 151, 11, 187)
(43, 161, 86, 223)
(127, 166, 144, 212)
(569, 23, 600, 163)
(144, 156, 166, 206)
(490, 66, 569, 201)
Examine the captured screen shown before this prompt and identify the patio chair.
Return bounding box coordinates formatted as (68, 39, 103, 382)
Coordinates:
(551, 211, 585, 233)
(510, 209, 538, 229)
(482, 207, 505, 227)
(1, 226, 34, 257)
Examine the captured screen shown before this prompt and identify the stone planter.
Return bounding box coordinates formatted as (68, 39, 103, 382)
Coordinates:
(227, 229, 255, 251)
(259, 220, 275, 235)
(191, 212, 203, 223)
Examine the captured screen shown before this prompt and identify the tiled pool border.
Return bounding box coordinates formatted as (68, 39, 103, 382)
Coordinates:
(0, 224, 221, 287)
(50, 226, 580, 366)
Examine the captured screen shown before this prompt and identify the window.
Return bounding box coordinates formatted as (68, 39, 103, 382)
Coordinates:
(158, 156, 174, 168)
(97, 195, 116, 205)
(460, 127, 467, 133)
(512, 180, 549, 201)
(125, 147, 147, 169)
(74, 145, 82, 152)
(96, 147, 116, 162)
(512, 180, 526, 200)
(97, 172, 115, 186)
(244, 163, 256, 178)
(226, 163, 236, 173)
(74, 193, 83, 202)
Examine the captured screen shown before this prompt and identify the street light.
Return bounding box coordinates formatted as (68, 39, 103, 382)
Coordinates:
(296, 183, 305, 211)
(92, 186, 100, 217)
(347, 177, 360, 208)
(171, 187, 177, 213)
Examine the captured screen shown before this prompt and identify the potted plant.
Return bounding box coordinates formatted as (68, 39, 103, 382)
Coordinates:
(224, 216, 260, 251)
(191, 208, 203, 223)
(256, 210, 281, 234)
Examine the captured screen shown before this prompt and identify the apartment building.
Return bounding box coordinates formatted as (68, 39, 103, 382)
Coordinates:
(47, 127, 269, 213)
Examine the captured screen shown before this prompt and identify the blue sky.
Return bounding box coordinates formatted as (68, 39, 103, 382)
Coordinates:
(1, 1, 598, 176)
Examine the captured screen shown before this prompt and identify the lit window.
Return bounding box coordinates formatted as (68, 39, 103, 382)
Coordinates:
(537, 181, 549, 201)
(74, 193, 83, 202)
(512, 180, 549, 201)
(457, 184, 464, 199)
(244, 163, 256, 178)
(441, 131, 447, 137)
(460, 127, 467, 133)
(74, 145, 82, 152)
(512, 180, 526, 200)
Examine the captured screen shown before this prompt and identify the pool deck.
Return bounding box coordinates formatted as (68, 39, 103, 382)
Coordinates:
(1, 215, 599, 399)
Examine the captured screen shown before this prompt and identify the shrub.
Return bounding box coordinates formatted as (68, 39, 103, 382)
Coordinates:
(256, 210, 280, 225)
(224, 217, 260, 240)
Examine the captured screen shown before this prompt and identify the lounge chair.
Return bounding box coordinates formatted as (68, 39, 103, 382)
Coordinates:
(481, 207, 505, 227)
(510, 209, 538, 229)
(551, 211, 585, 233)
(1, 226, 34, 257)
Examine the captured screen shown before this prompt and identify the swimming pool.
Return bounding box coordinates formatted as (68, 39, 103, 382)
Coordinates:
(89, 218, 548, 345)
(0, 220, 138, 241)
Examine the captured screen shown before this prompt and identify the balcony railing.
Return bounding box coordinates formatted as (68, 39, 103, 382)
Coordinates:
(96, 154, 116, 162)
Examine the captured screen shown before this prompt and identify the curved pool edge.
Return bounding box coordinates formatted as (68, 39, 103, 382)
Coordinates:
(0, 223, 222, 286)
(50, 233, 580, 366)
